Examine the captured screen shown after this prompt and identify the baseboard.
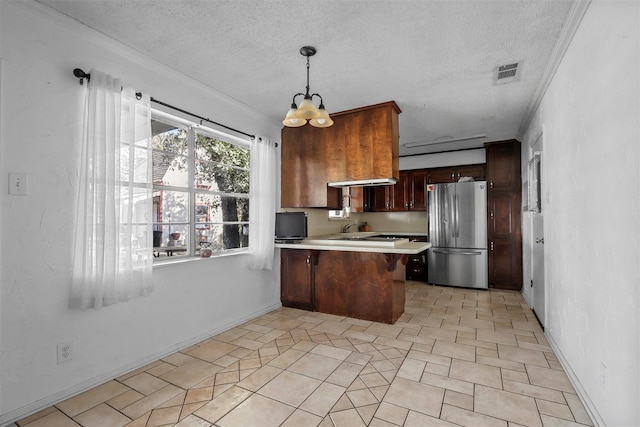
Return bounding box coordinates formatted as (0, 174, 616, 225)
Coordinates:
(545, 332, 604, 426)
(0, 301, 282, 427)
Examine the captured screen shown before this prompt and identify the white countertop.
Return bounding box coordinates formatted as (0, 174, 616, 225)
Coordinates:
(275, 232, 431, 254)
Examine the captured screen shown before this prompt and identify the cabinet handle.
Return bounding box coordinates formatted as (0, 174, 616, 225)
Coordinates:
(306, 256, 310, 264)
(451, 173, 454, 180)
(405, 203, 409, 207)
(490, 210, 494, 219)
(490, 180, 494, 188)
(490, 241, 494, 250)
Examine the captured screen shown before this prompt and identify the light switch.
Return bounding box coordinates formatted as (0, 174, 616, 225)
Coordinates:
(9, 173, 28, 195)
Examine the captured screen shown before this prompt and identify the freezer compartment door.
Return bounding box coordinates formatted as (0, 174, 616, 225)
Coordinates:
(427, 248, 488, 289)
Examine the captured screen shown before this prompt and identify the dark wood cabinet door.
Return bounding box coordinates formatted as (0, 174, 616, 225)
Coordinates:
(280, 249, 314, 310)
(486, 141, 520, 191)
(392, 173, 408, 211)
(408, 171, 428, 210)
(488, 239, 521, 290)
(488, 192, 517, 239)
(428, 167, 457, 183)
(456, 164, 486, 181)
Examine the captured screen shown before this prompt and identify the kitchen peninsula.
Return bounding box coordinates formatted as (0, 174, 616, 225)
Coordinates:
(276, 234, 431, 324)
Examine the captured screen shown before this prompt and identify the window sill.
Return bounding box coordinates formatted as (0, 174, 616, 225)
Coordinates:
(152, 249, 249, 268)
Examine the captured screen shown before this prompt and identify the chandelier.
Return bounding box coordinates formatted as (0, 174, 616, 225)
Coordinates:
(282, 46, 334, 128)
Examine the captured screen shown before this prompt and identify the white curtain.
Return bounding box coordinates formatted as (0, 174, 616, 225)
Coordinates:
(71, 69, 153, 309)
(248, 137, 277, 270)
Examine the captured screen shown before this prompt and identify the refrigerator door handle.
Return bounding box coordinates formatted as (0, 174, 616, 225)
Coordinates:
(431, 249, 484, 256)
(454, 193, 460, 238)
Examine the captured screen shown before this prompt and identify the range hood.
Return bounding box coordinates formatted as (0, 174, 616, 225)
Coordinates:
(327, 177, 397, 188)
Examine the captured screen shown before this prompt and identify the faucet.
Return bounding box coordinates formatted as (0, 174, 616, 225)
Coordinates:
(342, 223, 357, 233)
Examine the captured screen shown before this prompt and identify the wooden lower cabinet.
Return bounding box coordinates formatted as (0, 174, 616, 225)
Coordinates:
(280, 249, 316, 310)
(488, 239, 522, 290)
(280, 249, 407, 324)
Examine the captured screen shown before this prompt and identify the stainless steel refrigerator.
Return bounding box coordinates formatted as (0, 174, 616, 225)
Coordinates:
(427, 181, 488, 289)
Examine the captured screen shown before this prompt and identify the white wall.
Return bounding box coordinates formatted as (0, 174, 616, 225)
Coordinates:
(520, 1, 639, 425)
(0, 2, 282, 424)
(400, 148, 485, 170)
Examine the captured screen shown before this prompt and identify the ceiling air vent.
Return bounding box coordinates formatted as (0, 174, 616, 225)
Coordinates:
(495, 62, 520, 84)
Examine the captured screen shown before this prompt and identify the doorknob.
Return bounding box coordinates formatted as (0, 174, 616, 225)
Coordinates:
(536, 237, 544, 244)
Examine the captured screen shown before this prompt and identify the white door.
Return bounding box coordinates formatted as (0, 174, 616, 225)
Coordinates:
(532, 212, 545, 326)
(529, 139, 545, 327)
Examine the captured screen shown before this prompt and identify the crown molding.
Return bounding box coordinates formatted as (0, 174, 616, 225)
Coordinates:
(517, 0, 592, 139)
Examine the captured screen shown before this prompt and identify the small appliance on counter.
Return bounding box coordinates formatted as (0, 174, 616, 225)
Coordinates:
(427, 181, 488, 289)
(275, 212, 308, 243)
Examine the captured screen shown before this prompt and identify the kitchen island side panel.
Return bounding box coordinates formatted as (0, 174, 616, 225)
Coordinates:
(313, 251, 406, 324)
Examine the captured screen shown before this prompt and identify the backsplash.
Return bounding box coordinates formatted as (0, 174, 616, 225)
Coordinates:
(277, 208, 428, 236)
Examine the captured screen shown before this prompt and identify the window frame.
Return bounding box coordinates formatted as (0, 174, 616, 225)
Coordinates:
(151, 109, 251, 263)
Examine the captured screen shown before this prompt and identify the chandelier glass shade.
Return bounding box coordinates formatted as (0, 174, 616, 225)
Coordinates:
(282, 46, 334, 128)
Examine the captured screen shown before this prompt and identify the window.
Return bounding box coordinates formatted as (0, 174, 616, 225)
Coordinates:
(151, 110, 250, 261)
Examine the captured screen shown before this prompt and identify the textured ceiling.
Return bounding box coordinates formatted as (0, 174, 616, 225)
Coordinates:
(37, 0, 573, 155)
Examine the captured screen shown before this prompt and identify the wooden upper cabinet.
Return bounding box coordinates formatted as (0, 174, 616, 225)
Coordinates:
(428, 164, 485, 184)
(365, 170, 427, 212)
(485, 140, 520, 190)
(281, 101, 401, 208)
(407, 170, 428, 210)
(339, 102, 401, 182)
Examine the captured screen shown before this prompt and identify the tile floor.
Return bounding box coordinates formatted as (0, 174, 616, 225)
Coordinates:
(16, 282, 594, 427)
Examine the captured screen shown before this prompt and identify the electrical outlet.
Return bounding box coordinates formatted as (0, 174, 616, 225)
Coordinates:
(57, 342, 73, 364)
(9, 173, 29, 196)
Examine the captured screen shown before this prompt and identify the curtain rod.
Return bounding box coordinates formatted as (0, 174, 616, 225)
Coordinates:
(73, 68, 256, 140)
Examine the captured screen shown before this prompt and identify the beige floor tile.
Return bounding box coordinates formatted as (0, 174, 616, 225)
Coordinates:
(527, 365, 575, 392)
(347, 388, 379, 407)
(105, 389, 145, 410)
(193, 385, 252, 424)
(536, 399, 575, 421)
(258, 370, 321, 406)
(476, 329, 518, 346)
(174, 414, 213, 426)
(281, 409, 323, 427)
(15, 406, 58, 426)
(185, 387, 213, 404)
(313, 320, 353, 335)
(396, 357, 426, 382)
(299, 382, 346, 416)
(474, 384, 542, 427)
(539, 414, 588, 426)
(145, 361, 177, 377)
(56, 380, 131, 417)
(384, 377, 445, 417)
(432, 340, 476, 362)
(325, 361, 365, 387)
(187, 341, 238, 362)
(121, 372, 169, 396)
(503, 379, 566, 403)
(420, 372, 474, 395)
(404, 409, 460, 426)
(357, 403, 379, 424)
(121, 384, 184, 420)
(310, 343, 352, 361)
(374, 401, 409, 425)
(288, 352, 342, 381)
(217, 394, 295, 427)
(146, 405, 181, 426)
(449, 358, 503, 389)
(159, 359, 221, 389)
(364, 323, 404, 339)
(443, 389, 474, 411)
(330, 408, 367, 427)
(71, 403, 131, 427)
(162, 352, 198, 367)
(564, 393, 594, 426)
(441, 403, 508, 427)
(501, 368, 530, 383)
(20, 410, 82, 427)
(418, 325, 458, 342)
(236, 364, 282, 392)
(498, 344, 549, 368)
